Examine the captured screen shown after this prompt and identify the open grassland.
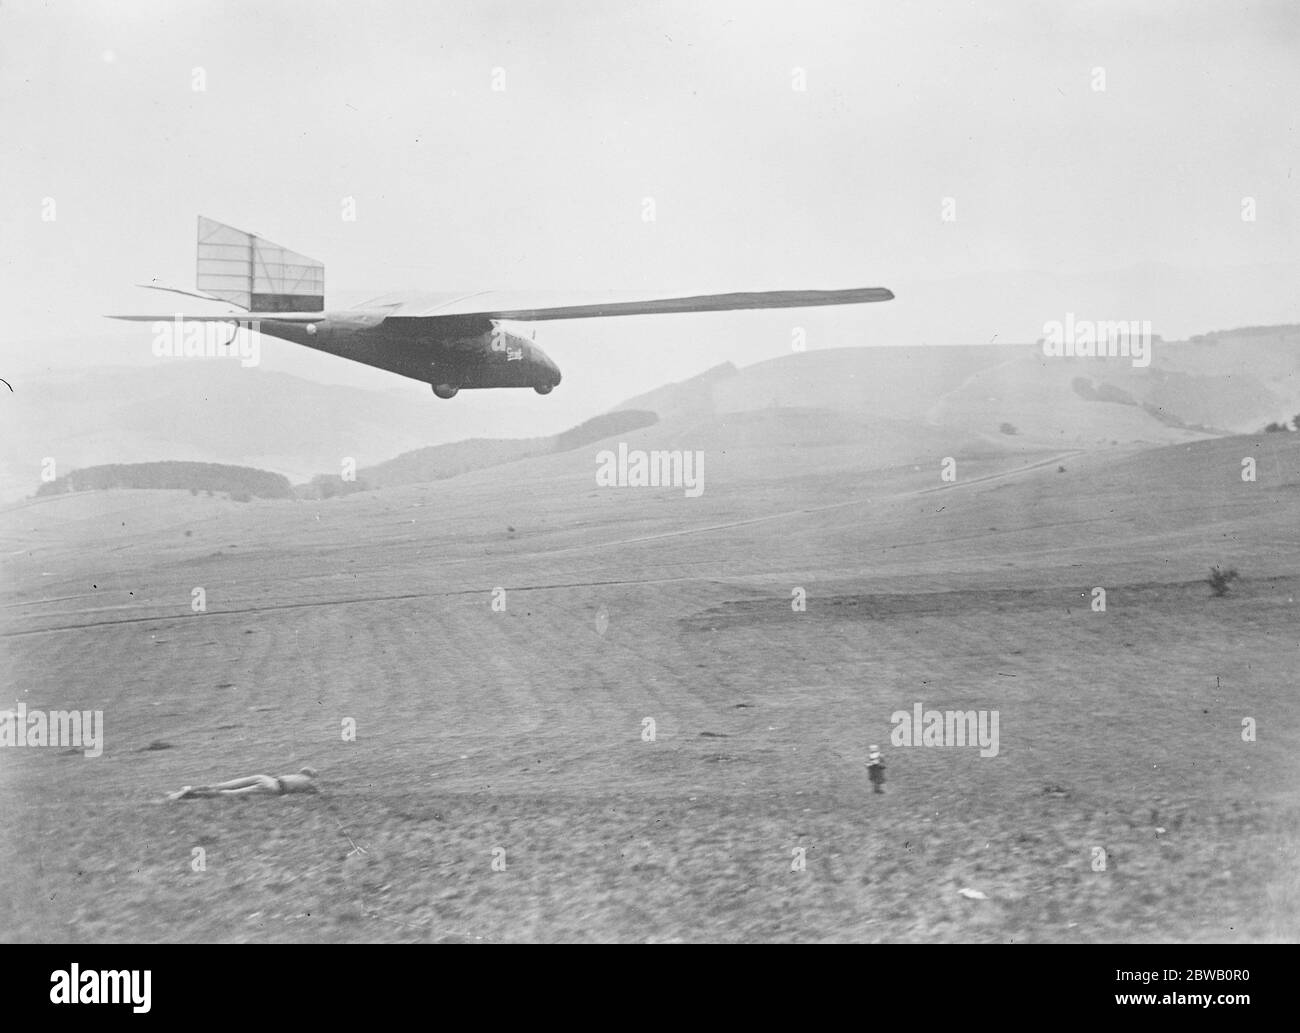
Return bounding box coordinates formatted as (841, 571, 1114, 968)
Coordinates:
(2, 432, 1298, 941)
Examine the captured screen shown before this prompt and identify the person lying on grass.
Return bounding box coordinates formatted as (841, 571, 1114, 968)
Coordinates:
(167, 767, 319, 800)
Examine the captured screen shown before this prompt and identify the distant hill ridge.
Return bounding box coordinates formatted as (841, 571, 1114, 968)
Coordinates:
(350, 408, 660, 490)
(9, 323, 1298, 502)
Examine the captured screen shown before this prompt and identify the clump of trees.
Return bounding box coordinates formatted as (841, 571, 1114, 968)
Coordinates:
(1208, 566, 1239, 598)
(1262, 413, 1300, 433)
(36, 461, 292, 499)
(999, 422, 1018, 436)
(302, 474, 371, 499)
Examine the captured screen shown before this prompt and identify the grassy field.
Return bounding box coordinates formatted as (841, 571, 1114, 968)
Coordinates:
(2, 430, 1298, 942)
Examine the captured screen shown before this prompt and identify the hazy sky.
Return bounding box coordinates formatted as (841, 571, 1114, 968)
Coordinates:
(2, 0, 1297, 423)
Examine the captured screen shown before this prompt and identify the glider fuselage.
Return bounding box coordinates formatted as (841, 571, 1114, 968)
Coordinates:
(257, 312, 562, 395)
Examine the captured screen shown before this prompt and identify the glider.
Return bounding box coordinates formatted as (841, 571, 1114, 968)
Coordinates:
(109, 217, 893, 399)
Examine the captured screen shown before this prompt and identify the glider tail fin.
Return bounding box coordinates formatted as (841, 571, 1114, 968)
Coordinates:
(196, 215, 324, 313)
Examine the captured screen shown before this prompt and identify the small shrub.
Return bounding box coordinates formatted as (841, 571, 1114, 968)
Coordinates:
(1208, 566, 1239, 597)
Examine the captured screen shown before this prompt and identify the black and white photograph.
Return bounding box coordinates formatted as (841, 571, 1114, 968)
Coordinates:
(1, 0, 1297, 971)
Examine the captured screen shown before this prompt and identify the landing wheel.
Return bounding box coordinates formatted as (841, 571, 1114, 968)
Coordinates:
(432, 383, 460, 399)
(534, 384, 554, 395)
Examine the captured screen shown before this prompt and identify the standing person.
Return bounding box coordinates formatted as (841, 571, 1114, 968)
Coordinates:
(867, 745, 886, 794)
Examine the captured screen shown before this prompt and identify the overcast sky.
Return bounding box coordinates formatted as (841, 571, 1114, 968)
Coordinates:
(2, 0, 1296, 424)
